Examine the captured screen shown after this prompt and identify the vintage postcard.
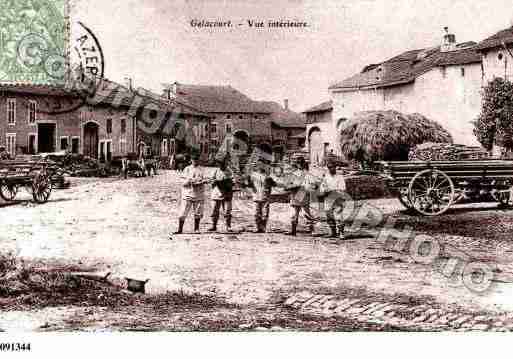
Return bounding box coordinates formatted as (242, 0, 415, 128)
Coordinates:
(1, 0, 513, 356)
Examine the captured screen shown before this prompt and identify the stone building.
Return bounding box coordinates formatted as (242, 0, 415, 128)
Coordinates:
(475, 26, 513, 83)
(328, 28, 483, 146)
(163, 82, 305, 161)
(0, 82, 137, 160)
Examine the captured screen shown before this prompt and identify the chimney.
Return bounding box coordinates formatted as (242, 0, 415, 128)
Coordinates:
(441, 26, 456, 52)
(284, 99, 289, 110)
(124, 77, 133, 91)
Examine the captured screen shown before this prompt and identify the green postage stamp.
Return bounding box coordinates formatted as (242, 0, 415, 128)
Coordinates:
(0, 0, 68, 85)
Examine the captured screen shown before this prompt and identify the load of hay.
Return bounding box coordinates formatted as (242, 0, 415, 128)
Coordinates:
(408, 142, 491, 161)
(339, 110, 453, 167)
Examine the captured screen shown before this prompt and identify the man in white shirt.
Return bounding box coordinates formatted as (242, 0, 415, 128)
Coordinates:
(249, 158, 277, 233)
(319, 160, 347, 239)
(173, 151, 207, 234)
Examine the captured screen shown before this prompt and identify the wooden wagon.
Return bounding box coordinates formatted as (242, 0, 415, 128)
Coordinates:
(0, 159, 53, 203)
(378, 160, 513, 216)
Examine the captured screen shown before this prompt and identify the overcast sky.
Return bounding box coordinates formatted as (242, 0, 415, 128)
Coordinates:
(70, 0, 513, 112)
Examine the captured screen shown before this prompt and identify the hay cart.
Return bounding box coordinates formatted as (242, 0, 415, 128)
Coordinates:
(378, 160, 513, 216)
(0, 159, 53, 203)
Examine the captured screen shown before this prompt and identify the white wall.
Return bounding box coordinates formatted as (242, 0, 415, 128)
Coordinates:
(330, 62, 483, 146)
(482, 47, 513, 82)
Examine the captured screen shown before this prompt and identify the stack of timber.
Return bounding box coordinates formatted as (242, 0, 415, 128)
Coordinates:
(408, 142, 491, 161)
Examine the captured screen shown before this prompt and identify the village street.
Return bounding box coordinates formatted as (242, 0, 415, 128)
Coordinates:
(3, 171, 513, 331)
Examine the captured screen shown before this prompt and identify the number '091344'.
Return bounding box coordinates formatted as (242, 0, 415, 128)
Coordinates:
(0, 343, 32, 351)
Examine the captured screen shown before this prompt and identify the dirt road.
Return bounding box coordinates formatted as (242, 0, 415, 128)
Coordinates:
(2, 170, 513, 330)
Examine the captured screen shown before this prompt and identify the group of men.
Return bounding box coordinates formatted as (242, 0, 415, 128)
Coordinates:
(172, 152, 347, 240)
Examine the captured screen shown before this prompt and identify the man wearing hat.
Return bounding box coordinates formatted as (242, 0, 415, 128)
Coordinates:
(174, 150, 207, 234)
(208, 156, 234, 232)
(286, 156, 318, 236)
(0, 146, 9, 160)
(248, 157, 277, 233)
(319, 159, 347, 239)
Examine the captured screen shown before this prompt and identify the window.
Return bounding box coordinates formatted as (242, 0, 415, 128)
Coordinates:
(162, 139, 168, 156)
(211, 122, 217, 135)
(498, 53, 504, 61)
(441, 66, 447, 78)
(120, 118, 126, 134)
(60, 136, 69, 151)
(226, 123, 232, 133)
(28, 134, 36, 154)
(211, 139, 218, 148)
(106, 118, 112, 134)
(6, 133, 16, 156)
(239, 115, 243, 120)
(7, 99, 15, 125)
(461, 68, 465, 77)
(226, 114, 231, 120)
(199, 143, 203, 154)
(28, 100, 37, 124)
(119, 138, 127, 154)
(71, 137, 80, 154)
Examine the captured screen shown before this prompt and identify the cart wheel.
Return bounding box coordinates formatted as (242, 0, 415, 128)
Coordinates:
(0, 182, 18, 201)
(397, 187, 414, 210)
(408, 169, 455, 216)
(32, 172, 52, 203)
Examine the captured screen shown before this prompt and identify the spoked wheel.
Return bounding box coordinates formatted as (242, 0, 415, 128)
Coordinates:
(397, 186, 414, 210)
(32, 172, 52, 203)
(0, 181, 18, 201)
(408, 169, 455, 216)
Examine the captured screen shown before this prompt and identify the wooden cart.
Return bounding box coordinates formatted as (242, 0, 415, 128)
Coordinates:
(0, 159, 53, 203)
(378, 160, 513, 216)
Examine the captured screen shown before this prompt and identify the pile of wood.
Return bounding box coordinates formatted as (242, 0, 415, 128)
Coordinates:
(408, 142, 491, 161)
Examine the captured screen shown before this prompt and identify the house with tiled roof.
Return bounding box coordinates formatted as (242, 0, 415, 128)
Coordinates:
(0, 78, 210, 161)
(475, 25, 513, 82)
(328, 28, 484, 146)
(162, 82, 305, 161)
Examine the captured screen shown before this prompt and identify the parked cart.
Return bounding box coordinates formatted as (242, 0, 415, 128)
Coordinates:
(378, 160, 513, 216)
(0, 159, 52, 203)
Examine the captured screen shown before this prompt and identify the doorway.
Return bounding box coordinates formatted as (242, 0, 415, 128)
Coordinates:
(37, 123, 56, 153)
(84, 122, 99, 158)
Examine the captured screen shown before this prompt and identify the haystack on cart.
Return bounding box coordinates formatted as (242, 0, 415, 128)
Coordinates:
(0, 159, 52, 203)
(379, 160, 513, 216)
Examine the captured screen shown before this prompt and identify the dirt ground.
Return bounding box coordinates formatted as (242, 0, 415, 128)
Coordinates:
(2, 170, 513, 330)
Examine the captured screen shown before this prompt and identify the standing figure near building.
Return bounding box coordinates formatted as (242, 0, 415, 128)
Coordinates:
(319, 160, 347, 239)
(249, 158, 277, 233)
(208, 157, 234, 232)
(286, 157, 319, 236)
(173, 151, 207, 235)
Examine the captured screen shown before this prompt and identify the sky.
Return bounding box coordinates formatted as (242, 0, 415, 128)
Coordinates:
(70, 0, 513, 113)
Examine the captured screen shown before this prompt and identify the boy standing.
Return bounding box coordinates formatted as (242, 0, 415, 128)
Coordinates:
(249, 158, 277, 233)
(174, 151, 207, 234)
(208, 157, 234, 232)
(319, 160, 347, 239)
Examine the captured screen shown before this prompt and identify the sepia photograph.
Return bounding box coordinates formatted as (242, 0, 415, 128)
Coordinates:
(1, 0, 513, 356)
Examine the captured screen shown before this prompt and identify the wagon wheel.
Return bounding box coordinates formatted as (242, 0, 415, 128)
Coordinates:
(397, 186, 414, 210)
(408, 169, 455, 216)
(0, 182, 18, 201)
(32, 172, 52, 203)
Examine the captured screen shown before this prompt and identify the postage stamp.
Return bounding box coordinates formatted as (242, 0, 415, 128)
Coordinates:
(0, 0, 67, 84)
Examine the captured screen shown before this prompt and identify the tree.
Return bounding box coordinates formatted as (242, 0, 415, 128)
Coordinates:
(473, 78, 513, 151)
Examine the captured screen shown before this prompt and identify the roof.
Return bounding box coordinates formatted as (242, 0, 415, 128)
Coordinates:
(329, 42, 481, 90)
(0, 83, 81, 97)
(303, 100, 333, 114)
(90, 79, 207, 116)
(475, 26, 513, 51)
(258, 101, 306, 128)
(163, 83, 272, 114)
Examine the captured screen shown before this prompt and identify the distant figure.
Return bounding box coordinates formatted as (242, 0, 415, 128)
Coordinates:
(319, 160, 347, 239)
